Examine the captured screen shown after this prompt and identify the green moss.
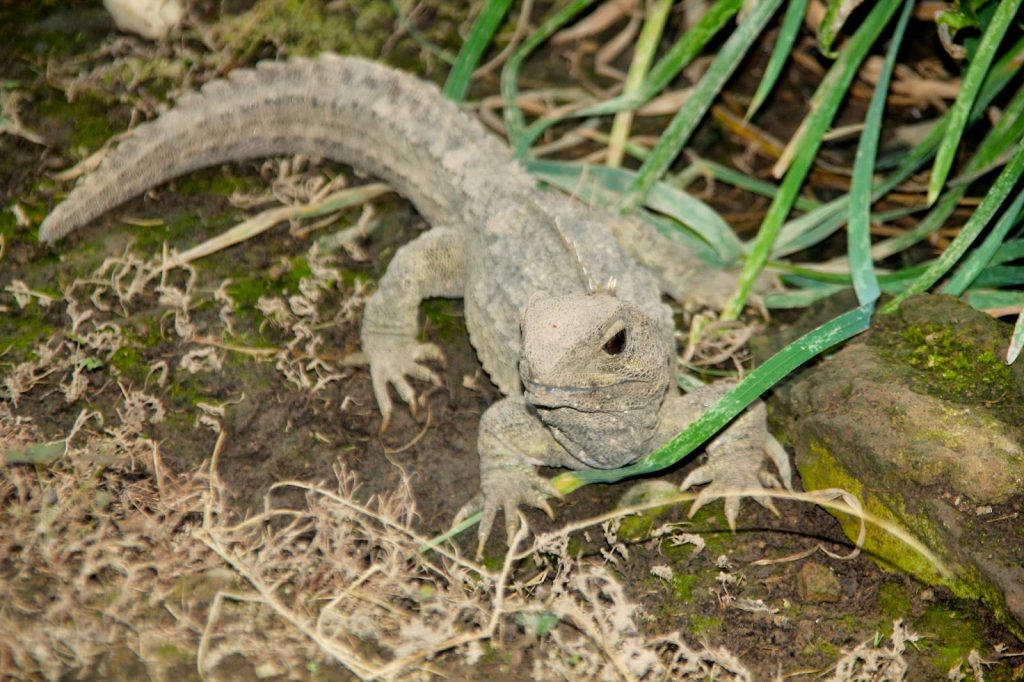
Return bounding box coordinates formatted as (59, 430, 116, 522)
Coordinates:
(110, 346, 144, 379)
(801, 436, 1024, 639)
(421, 298, 466, 344)
(685, 613, 723, 635)
(671, 573, 698, 601)
(914, 604, 985, 673)
(878, 582, 912, 620)
(0, 306, 56, 357)
(898, 324, 1013, 403)
(173, 167, 260, 199)
(213, 0, 469, 74)
(36, 92, 114, 152)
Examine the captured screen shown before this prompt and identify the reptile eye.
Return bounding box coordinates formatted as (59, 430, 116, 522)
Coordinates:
(602, 329, 626, 355)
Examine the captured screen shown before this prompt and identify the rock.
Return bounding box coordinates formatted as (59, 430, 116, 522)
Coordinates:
(795, 562, 842, 603)
(103, 0, 183, 40)
(774, 294, 1024, 636)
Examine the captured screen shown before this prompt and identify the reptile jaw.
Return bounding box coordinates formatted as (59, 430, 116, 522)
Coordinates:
(522, 377, 642, 408)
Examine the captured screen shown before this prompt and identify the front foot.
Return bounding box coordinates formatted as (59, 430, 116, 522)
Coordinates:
(363, 332, 444, 431)
(680, 433, 793, 530)
(455, 462, 560, 559)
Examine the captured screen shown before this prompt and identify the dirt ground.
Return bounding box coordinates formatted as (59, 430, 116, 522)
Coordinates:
(1, 1, 1022, 680)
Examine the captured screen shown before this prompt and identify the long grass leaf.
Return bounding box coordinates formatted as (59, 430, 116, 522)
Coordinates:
(769, 32, 1024, 258)
(942, 190, 1024, 295)
(872, 81, 1024, 259)
(1008, 312, 1024, 363)
(992, 239, 1024, 264)
(883, 135, 1024, 312)
(847, 0, 913, 305)
(606, 0, 673, 167)
(927, 0, 1023, 204)
(747, 0, 809, 119)
(518, 0, 743, 153)
(444, 0, 513, 102)
(501, 0, 597, 149)
(527, 160, 743, 263)
(722, 0, 904, 319)
(964, 289, 1024, 309)
(618, 0, 786, 213)
(676, 160, 821, 212)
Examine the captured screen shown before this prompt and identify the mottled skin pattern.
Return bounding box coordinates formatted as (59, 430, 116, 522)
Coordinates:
(40, 55, 791, 550)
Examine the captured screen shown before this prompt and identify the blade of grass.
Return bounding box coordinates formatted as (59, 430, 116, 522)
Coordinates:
(722, 0, 904, 319)
(927, 0, 1023, 204)
(848, 0, 913, 305)
(527, 159, 743, 263)
(970, 264, 1024, 287)
(771, 32, 1024, 255)
(517, 0, 744, 154)
(883, 135, 1024, 312)
(774, 205, 923, 259)
(817, 0, 867, 57)
(747, 0, 809, 119)
(764, 284, 849, 308)
(501, 0, 597, 149)
(618, 0, 786, 214)
(963, 288, 1024, 309)
(444, 0, 513, 102)
(1008, 312, 1024, 363)
(675, 159, 821, 212)
(942, 189, 1024, 295)
(606, 0, 673, 167)
(992, 239, 1024, 264)
(872, 80, 1024, 259)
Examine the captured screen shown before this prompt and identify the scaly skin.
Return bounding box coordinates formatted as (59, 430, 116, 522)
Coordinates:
(40, 54, 791, 552)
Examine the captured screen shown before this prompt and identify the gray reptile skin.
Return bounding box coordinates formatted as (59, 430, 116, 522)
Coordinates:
(40, 54, 791, 550)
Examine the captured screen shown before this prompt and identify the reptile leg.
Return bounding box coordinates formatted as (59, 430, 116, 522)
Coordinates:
(661, 382, 793, 529)
(453, 397, 577, 557)
(361, 227, 464, 430)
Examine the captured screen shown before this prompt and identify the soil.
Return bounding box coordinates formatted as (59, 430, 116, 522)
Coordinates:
(1, 1, 1022, 680)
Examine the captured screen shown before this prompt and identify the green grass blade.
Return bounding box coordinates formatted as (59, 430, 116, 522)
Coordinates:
(555, 303, 875, 492)
(618, 0, 786, 213)
(927, 0, 1023, 204)
(721, 0, 904, 319)
(501, 0, 597, 149)
(942, 189, 1024, 295)
(992, 239, 1024, 264)
(606, 0, 673, 167)
(883, 135, 1024, 312)
(527, 160, 744, 263)
(677, 160, 821, 212)
(963, 289, 1024, 309)
(1008, 311, 1024, 363)
(518, 0, 743, 153)
(763, 284, 849, 308)
(970, 264, 1024, 288)
(444, 0, 513, 102)
(848, 0, 913, 305)
(747, 0, 809, 119)
(773, 34, 1024, 259)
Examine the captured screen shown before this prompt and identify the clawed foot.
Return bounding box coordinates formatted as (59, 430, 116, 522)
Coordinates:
(680, 434, 793, 529)
(364, 333, 444, 431)
(454, 464, 561, 559)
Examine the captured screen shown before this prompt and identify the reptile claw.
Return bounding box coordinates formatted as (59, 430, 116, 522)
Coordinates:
(365, 335, 444, 430)
(681, 441, 787, 529)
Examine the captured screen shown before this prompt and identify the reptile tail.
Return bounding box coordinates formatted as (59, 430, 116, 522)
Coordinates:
(39, 54, 528, 243)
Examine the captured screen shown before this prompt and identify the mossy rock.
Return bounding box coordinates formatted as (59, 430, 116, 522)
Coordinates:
(774, 294, 1024, 637)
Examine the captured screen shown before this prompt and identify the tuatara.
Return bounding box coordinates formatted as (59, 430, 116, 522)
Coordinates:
(40, 55, 791, 550)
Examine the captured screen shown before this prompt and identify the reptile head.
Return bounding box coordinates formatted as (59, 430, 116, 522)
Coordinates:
(518, 291, 672, 414)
